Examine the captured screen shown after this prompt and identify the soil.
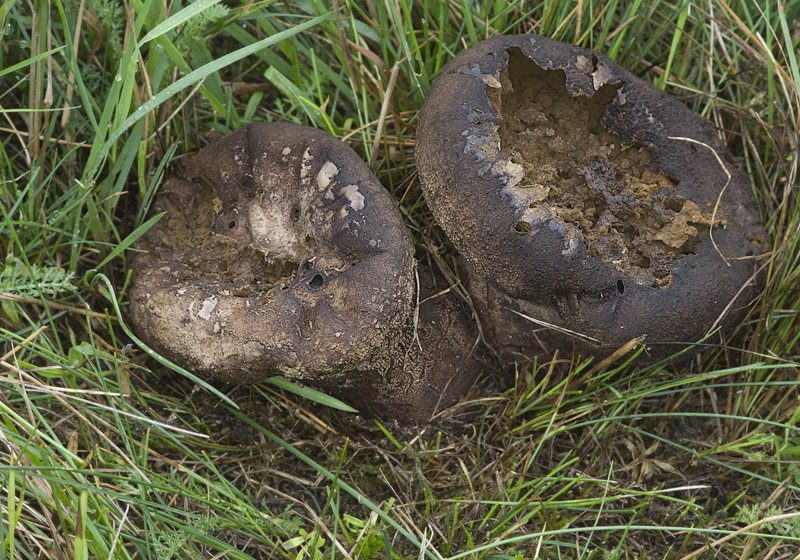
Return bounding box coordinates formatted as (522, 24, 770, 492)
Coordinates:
(165, 176, 313, 299)
(491, 48, 722, 288)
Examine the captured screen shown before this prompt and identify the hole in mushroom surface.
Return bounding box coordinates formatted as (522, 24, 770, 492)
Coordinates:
(617, 279, 625, 294)
(492, 47, 722, 288)
(307, 272, 325, 290)
(239, 174, 254, 189)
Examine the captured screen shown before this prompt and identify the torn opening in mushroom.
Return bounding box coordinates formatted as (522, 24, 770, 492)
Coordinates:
(491, 48, 721, 289)
(416, 34, 764, 362)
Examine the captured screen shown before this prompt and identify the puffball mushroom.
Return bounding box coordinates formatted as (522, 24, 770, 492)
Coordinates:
(129, 122, 478, 420)
(416, 34, 764, 361)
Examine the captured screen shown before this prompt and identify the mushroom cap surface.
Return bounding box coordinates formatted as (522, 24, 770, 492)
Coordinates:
(416, 34, 764, 355)
(129, 122, 416, 384)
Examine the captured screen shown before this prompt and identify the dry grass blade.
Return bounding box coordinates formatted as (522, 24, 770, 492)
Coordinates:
(369, 61, 401, 169)
(508, 307, 602, 345)
(667, 135, 732, 267)
(0, 292, 119, 321)
(680, 510, 800, 560)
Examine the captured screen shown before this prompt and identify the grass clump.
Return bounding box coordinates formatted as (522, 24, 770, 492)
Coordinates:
(1, 0, 799, 558)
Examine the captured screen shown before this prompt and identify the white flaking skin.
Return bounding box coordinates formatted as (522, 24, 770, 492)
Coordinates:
(340, 184, 365, 211)
(197, 296, 218, 320)
(317, 161, 339, 190)
(299, 147, 313, 181)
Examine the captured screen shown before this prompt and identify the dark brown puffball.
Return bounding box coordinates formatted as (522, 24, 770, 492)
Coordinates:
(416, 34, 764, 361)
(129, 123, 478, 420)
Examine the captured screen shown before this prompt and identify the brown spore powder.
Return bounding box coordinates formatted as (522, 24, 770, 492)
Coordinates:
(490, 48, 721, 288)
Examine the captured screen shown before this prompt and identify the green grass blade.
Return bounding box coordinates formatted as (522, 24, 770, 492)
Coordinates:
(140, 0, 223, 44)
(264, 377, 358, 413)
(0, 46, 63, 79)
(84, 11, 332, 183)
(92, 212, 164, 273)
(657, 0, 690, 89)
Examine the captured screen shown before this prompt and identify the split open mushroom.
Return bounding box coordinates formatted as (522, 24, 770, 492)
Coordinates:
(129, 122, 478, 420)
(416, 34, 764, 362)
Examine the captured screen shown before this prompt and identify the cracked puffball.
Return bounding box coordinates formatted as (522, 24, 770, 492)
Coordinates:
(129, 122, 478, 420)
(416, 35, 764, 361)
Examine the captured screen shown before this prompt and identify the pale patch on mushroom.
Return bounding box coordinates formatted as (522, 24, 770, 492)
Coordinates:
(299, 147, 313, 181)
(592, 63, 616, 91)
(502, 160, 524, 188)
(247, 195, 302, 254)
(316, 161, 339, 190)
(197, 296, 218, 320)
(340, 184, 365, 211)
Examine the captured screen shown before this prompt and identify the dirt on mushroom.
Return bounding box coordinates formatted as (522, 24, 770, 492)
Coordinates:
(492, 48, 721, 289)
(154, 178, 303, 291)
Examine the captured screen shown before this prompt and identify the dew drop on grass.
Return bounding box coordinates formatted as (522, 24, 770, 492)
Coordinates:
(115, 74, 122, 82)
(18, 40, 27, 49)
(4, 23, 12, 35)
(155, 43, 164, 52)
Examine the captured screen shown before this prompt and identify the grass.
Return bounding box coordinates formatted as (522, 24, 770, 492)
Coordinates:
(1, 0, 799, 558)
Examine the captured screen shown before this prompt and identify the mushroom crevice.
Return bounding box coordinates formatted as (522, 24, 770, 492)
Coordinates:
(130, 35, 765, 420)
(492, 47, 718, 289)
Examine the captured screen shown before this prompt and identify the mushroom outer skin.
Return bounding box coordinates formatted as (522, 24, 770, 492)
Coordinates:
(129, 122, 478, 420)
(317, 264, 480, 420)
(416, 34, 764, 360)
(129, 123, 414, 386)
